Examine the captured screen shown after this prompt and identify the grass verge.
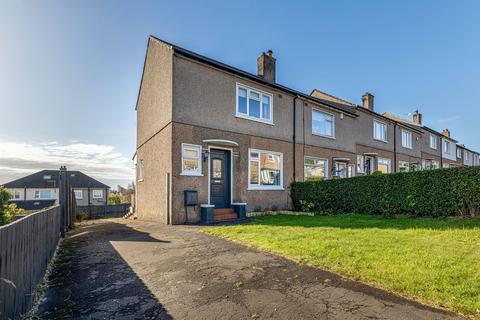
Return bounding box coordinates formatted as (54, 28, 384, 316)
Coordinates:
(203, 214, 480, 317)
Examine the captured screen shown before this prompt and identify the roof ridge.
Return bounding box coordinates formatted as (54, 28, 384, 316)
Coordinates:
(310, 89, 356, 106)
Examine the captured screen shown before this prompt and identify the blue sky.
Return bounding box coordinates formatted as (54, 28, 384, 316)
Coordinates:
(1, 0, 479, 187)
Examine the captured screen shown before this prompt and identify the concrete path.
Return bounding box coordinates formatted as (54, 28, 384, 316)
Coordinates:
(34, 219, 460, 320)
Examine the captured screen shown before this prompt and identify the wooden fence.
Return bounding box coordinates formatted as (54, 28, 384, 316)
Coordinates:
(0, 206, 61, 319)
(77, 203, 131, 220)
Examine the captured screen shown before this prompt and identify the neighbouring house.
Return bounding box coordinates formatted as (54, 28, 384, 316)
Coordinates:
(134, 36, 480, 224)
(3, 169, 110, 211)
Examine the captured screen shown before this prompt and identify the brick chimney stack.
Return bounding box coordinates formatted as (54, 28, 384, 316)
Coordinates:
(361, 92, 374, 111)
(413, 110, 422, 125)
(257, 50, 276, 83)
(442, 129, 451, 138)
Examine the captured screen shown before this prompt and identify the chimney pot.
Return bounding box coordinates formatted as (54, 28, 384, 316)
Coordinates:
(361, 92, 374, 110)
(413, 110, 422, 125)
(257, 50, 276, 83)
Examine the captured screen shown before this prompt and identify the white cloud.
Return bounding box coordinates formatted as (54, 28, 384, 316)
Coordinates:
(437, 115, 461, 124)
(0, 140, 134, 187)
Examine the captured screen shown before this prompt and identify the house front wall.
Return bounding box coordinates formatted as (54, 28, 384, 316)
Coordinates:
(441, 138, 457, 162)
(73, 188, 109, 206)
(172, 54, 294, 143)
(171, 122, 292, 224)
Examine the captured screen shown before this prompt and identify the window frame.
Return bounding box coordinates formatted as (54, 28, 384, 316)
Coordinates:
(373, 120, 388, 142)
(248, 148, 283, 190)
(235, 83, 273, 125)
(74, 190, 83, 200)
(399, 161, 410, 172)
(311, 108, 335, 139)
(34, 190, 52, 199)
(304, 156, 328, 180)
(377, 158, 392, 174)
(429, 134, 437, 150)
(138, 159, 144, 182)
(401, 129, 412, 149)
(181, 143, 203, 176)
(444, 140, 451, 154)
(92, 189, 103, 199)
(13, 190, 21, 200)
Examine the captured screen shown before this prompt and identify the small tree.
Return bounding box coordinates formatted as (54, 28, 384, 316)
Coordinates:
(0, 186, 13, 225)
(108, 194, 122, 205)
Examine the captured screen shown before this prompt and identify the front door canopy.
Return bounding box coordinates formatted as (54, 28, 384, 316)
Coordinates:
(202, 139, 239, 147)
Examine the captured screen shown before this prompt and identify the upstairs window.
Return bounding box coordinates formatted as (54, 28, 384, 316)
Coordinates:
(13, 190, 21, 199)
(373, 120, 387, 142)
(236, 84, 272, 123)
(401, 130, 412, 149)
(429, 135, 437, 149)
(138, 159, 144, 181)
(444, 141, 451, 154)
(465, 151, 469, 161)
(74, 190, 83, 200)
(312, 110, 335, 138)
(456, 148, 461, 158)
(181, 144, 202, 176)
(92, 189, 103, 199)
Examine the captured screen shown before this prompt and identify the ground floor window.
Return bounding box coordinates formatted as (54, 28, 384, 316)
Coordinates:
(92, 189, 103, 199)
(181, 143, 202, 176)
(74, 190, 83, 200)
(348, 165, 355, 177)
(377, 158, 391, 174)
(399, 161, 410, 172)
(333, 162, 348, 179)
(422, 159, 440, 170)
(304, 157, 328, 181)
(13, 190, 21, 199)
(249, 149, 283, 189)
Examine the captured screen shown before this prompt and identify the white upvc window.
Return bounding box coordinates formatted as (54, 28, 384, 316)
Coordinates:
(248, 149, 283, 190)
(312, 109, 335, 138)
(377, 158, 391, 174)
(92, 189, 103, 199)
(456, 148, 461, 158)
(74, 190, 83, 200)
(357, 155, 365, 174)
(138, 159, 144, 181)
(399, 161, 410, 172)
(373, 120, 387, 142)
(465, 151, 469, 162)
(429, 134, 437, 150)
(35, 190, 52, 199)
(236, 84, 273, 124)
(181, 143, 202, 176)
(12, 190, 21, 199)
(444, 141, 451, 154)
(401, 130, 412, 149)
(333, 162, 348, 179)
(304, 157, 328, 180)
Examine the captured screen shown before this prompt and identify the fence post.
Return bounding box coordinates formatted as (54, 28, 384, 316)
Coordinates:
(59, 166, 67, 237)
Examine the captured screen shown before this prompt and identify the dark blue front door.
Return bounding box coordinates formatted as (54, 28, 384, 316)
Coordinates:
(210, 149, 231, 208)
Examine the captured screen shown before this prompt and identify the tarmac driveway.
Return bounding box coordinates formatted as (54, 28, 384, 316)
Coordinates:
(34, 219, 460, 319)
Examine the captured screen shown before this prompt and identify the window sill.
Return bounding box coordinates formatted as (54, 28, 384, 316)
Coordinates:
(138, 179, 144, 182)
(180, 172, 204, 177)
(247, 186, 285, 191)
(312, 132, 335, 139)
(235, 114, 274, 126)
(373, 138, 388, 143)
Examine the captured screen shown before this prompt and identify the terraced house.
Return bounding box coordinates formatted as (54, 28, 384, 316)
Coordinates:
(135, 36, 479, 224)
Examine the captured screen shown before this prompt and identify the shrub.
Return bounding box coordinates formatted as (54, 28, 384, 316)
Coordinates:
(108, 194, 122, 205)
(76, 211, 88, 222)
(253, 205, 262, 212)
(291, 167, 480, 217)
(0, 187, 13, 225)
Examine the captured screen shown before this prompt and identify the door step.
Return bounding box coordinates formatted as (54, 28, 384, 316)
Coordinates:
(213, 208, 238, 221)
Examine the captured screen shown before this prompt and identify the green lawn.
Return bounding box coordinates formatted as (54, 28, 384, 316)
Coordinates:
(203, 214, 480, 317)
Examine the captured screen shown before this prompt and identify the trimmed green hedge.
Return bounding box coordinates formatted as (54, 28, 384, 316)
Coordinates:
(291, 167, 480, 217)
